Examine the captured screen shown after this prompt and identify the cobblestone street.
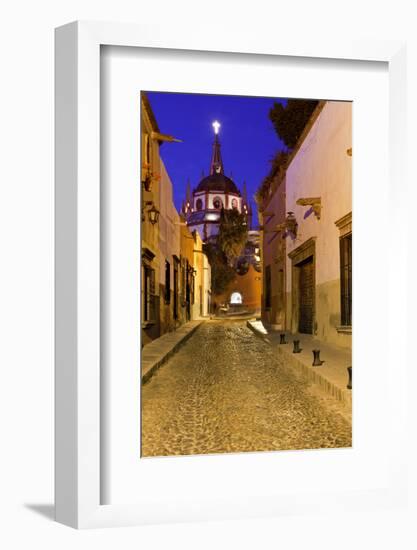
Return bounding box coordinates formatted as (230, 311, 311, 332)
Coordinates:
(141, 321, 352, 457)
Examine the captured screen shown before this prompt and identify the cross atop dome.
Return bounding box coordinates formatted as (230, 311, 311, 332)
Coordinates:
(210, 120, 224, 175)
(212, 120, 221, 135)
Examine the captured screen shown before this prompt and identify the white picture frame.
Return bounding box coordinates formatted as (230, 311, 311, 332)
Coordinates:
(55, 21, 407, 529)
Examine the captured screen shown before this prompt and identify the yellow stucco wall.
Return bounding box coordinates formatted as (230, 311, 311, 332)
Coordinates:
(260, 174, 287, 329)
(192, 231, 211, 319)
(285, 101, 352, 348)
(214, 264, 262, 313)
(141, 95, 212, 346)
(158, 159, 182, 334)
(141, 94, 162, 346)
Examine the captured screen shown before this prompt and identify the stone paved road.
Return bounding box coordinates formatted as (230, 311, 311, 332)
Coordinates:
(141, 320, 352, 457)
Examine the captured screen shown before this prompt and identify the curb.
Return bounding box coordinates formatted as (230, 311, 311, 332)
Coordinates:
(142, 321, 204, 385)
(246, 320, 351, 406)
(246, 319, 270, 342)
(275, 347, 351, 404)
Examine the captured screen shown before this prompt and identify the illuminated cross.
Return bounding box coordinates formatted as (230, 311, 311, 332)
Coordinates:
(212, 120, 221, 135)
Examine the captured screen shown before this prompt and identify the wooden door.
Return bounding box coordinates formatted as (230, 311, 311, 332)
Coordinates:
(298, 257, 314, 334)
(173, 263, 178, 320)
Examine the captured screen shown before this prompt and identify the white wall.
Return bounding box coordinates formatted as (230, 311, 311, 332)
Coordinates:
(159, 159, 181, 286)
(1, 1, 416, 548)
(191, 191, 243, 240)
(207, 192, 241, 211)
(286, 102, 352, 289)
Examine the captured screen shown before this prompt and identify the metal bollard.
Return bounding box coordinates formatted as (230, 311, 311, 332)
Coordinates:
(312, 349, 324, 366)
(279, 333, 288, 345)
(293, 339, 302, 353)
(347, 366, 352, 389)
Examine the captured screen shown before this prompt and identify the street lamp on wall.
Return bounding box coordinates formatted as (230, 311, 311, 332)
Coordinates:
(259, 211, 298, 238)
(187, 265, 197, 277)
(285, 211, 298, 236)
(147, 203, 160, 225)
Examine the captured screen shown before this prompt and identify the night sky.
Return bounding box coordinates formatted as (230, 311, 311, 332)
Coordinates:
(146, 92, 287, 227)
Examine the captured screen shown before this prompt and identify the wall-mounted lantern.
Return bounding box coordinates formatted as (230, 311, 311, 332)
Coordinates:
(259, 211, 298, 238)
(141, 165, 161, 192)
(147, 203, 160, 225)
(285, 211, 298, 236)
(186, 265, 197, 277)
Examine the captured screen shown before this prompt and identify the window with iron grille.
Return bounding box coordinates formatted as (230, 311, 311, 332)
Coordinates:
(340, 233, 352, 326)
(164, 260, 171, 304)
(265, 264, 271, 309)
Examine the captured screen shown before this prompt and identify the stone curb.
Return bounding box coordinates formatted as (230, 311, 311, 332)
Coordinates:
(142, 321, 204, 385)
(246, 319, 271, 342)
(246, 320, 351, 407)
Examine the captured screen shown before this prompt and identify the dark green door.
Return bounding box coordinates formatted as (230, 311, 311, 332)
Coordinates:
(298, 257, 314, 334)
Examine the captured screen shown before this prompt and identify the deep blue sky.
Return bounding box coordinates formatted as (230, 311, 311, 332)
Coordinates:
(146, 92, 287, 226)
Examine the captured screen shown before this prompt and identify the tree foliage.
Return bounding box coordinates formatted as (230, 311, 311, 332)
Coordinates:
(202, 242, 235, 295)
(255, 150, 289, 204)
(217, 208, 248, 265)
(202, 209, 248, 296)
(255, 100, 318, 206)
(269, 99, 319, 150)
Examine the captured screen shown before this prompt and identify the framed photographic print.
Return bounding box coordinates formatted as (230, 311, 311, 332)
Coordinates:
(55, 21, 407, 528)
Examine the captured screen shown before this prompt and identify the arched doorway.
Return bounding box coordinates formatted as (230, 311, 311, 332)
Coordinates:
(230, 292, 243, 305)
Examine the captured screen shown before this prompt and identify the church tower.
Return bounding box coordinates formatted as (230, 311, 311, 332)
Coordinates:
(209, 121, 224, 175)
(182, 121, 252, 241)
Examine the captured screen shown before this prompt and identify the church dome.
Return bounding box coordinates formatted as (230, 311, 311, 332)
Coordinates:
(196, 173, 241, 195)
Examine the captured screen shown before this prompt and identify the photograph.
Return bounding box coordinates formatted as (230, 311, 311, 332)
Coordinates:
(140, 90, 352, 458)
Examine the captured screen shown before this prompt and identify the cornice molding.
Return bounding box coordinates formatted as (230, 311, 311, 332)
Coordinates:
(288, 236, 316, 262)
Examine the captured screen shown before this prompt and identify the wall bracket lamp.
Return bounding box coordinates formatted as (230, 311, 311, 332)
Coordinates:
(147, 203, 160, 225)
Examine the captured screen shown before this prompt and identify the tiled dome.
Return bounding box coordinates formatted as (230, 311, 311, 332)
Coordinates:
(196, 173, 240, 195)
